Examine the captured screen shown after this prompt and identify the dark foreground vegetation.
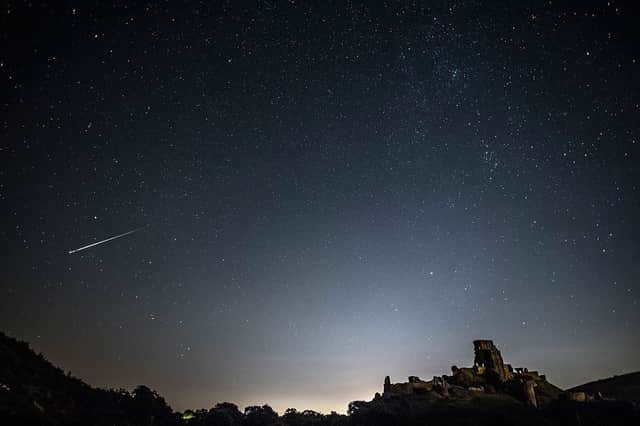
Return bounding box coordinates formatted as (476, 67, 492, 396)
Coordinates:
(1, 332, 638, 425)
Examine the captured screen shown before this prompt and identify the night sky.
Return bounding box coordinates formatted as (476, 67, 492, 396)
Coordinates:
(2, 0, 639, 415)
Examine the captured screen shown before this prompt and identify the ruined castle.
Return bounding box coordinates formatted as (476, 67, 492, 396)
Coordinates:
(380, 340, 549, 407)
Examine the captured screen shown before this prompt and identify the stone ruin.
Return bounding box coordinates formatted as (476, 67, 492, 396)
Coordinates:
(473, 339, 513, 382)
(380, 339, 547, 408)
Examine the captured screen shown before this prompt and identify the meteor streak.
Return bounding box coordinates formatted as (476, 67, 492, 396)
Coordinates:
(68, 226, 146, 254)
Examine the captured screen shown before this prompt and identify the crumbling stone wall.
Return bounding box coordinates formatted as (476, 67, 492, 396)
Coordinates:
(473, 340, 513, 383)
(383, 376, 433, 396)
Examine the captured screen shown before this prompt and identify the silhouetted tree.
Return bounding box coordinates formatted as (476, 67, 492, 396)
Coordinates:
(281, 408, 330, 426)
(244, 404, 278, 426)
(190, 402, 243, 426)
(121, 385, 179, 426)
(346, 401, 367, 416)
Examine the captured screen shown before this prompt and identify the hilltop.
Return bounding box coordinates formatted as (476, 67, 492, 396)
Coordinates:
(568, 372, 640, 403)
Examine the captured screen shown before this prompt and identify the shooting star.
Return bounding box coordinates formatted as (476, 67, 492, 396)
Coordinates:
(68, 226, 146, 254)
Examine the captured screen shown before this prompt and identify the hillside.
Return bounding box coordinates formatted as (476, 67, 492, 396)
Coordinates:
(0, 332, 181, 425)
(569, 372, 640, 403)
(0, 332, 129, 425)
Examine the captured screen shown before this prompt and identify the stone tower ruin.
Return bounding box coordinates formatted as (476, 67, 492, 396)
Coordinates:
(473, 339, 513, 383)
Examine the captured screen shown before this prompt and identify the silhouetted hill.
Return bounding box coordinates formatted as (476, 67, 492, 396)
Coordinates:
(568, 372, 640, 403)
(0, 332, 180, 425)
(0, 331, 128, 424)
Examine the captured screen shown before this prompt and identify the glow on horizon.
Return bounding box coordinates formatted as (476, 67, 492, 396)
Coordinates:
(166, 384, 382, 415)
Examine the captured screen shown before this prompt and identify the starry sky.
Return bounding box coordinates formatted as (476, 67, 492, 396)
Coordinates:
(1, 0, 639, 415)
